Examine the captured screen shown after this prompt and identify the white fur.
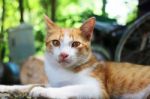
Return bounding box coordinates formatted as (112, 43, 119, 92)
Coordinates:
(44, 52, 78, 87)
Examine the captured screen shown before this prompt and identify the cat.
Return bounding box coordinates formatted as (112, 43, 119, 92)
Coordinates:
(29, 16, 150, 99)
(0, 16, 150, 99)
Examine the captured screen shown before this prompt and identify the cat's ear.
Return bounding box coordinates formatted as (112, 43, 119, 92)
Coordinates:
(80, 17, 96, 40)
(44, 15, 59, 30)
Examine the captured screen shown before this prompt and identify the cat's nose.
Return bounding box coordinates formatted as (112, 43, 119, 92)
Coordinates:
(59, 52, 69, 60)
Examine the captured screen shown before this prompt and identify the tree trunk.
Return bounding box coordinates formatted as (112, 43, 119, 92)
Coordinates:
(51, 0, 56, 21)
(102, 0, 107, 17)
(0, 0, 6, 61)
(19, 0, 24, 23)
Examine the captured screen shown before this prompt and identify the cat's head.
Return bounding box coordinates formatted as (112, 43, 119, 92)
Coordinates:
(45, 16, 95, 68)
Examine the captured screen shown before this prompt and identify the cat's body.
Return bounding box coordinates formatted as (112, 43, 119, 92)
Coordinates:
(0, 16, 150, 99)
(42, 51, 150, 99)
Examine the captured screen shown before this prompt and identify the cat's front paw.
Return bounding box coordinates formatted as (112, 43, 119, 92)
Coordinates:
(29, 87, 50, 98)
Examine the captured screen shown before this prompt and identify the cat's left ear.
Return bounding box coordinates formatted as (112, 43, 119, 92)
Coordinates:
(80, 17, 96, 40)
(44, 15, 59, 30)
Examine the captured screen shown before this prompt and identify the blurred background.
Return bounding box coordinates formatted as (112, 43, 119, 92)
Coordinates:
(0, 0, 150, 84)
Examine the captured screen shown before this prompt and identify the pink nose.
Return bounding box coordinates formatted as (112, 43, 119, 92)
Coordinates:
(59, 52, 69, 60)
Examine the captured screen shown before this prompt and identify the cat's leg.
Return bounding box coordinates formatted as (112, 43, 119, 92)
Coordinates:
(29, 84, 109, 99)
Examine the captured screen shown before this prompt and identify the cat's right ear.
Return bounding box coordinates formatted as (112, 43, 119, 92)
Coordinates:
(44, 15, 59, 30)
(80, 17, 96, 40)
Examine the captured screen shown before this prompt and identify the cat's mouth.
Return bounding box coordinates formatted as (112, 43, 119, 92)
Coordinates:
(58, 59, 71, 64)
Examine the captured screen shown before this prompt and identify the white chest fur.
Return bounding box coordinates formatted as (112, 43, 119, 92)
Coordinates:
(44, 53, 97, 87)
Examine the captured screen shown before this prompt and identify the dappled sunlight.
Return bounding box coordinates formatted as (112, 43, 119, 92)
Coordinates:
(106, 0, 138, 25)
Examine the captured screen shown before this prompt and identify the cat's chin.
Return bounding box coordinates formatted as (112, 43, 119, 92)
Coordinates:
(58, 60, 72, 68)
(58, 60, 78, 69)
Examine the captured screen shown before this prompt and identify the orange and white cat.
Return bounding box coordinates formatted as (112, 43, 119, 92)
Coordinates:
(0, 16, 150, 99)
(29, 16, 150, 99)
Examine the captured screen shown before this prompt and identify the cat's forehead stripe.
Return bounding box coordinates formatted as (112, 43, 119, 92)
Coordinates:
(61, 29, 73, 41)
(63, 30, 72, 44)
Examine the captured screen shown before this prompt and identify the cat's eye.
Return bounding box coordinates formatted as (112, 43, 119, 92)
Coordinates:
(72, 41, 81, 48)
(52, 40, 60, 47)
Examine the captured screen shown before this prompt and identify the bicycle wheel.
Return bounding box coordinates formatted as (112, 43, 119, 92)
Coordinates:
(115, 12, 150, 65)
